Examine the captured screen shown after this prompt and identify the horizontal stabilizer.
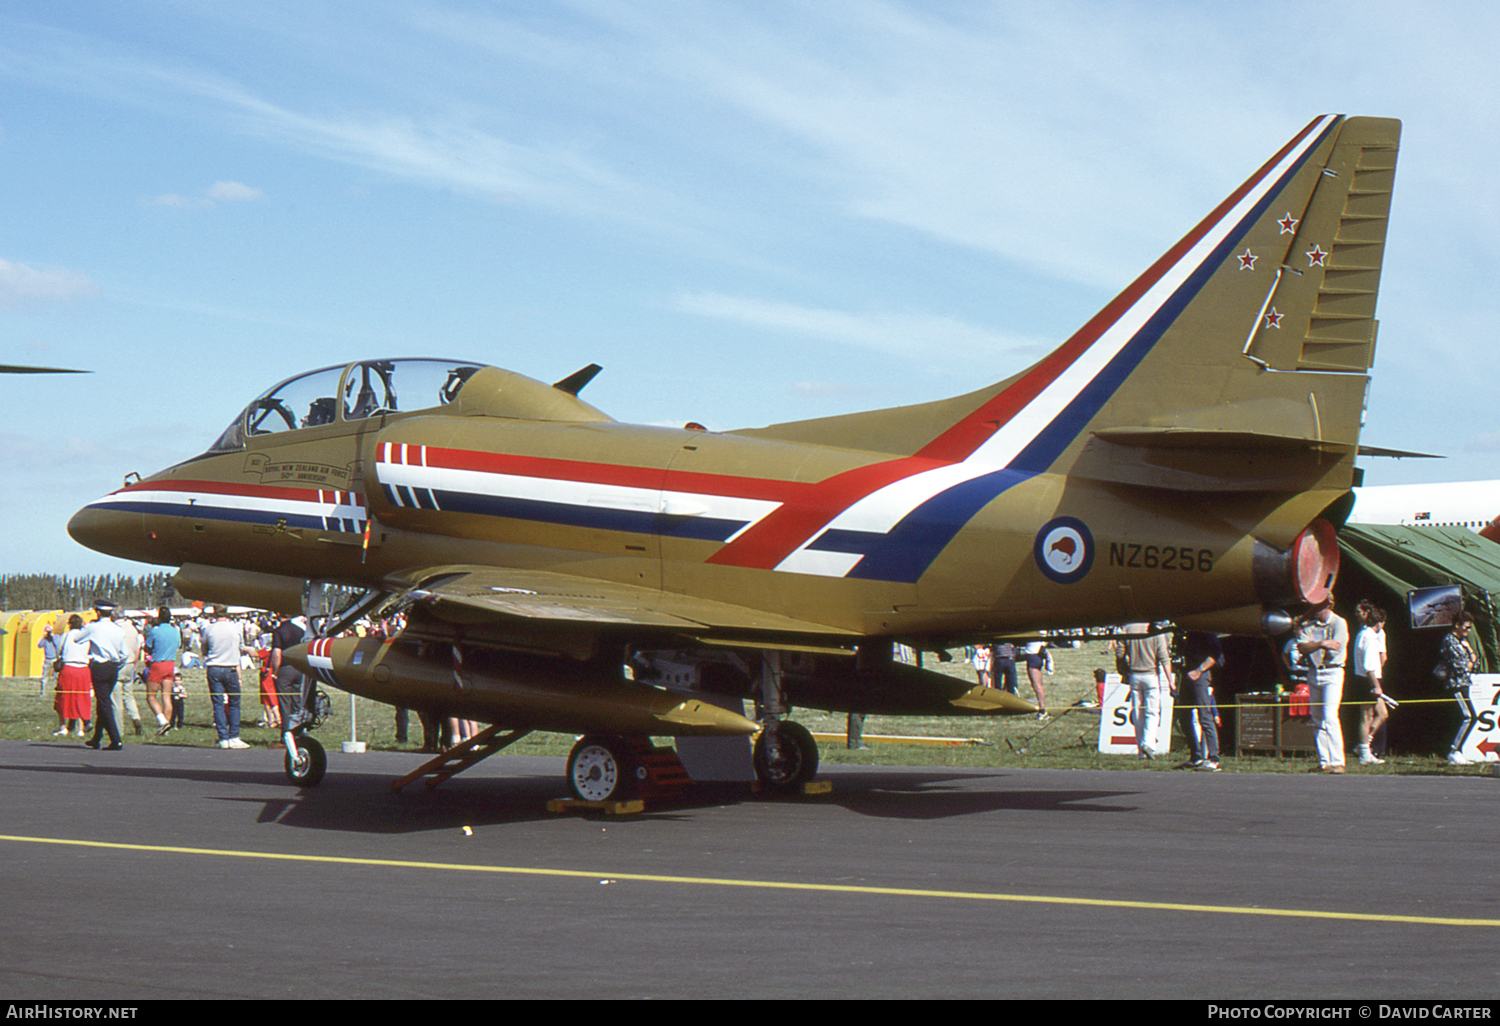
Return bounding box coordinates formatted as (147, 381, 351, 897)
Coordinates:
(1357, 444, 1442, 460)
(1094, 427, 1351, 453)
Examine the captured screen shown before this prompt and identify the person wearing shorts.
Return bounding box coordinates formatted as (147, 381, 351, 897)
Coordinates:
(1351, 602, 1389, 766)
(144, 608, 181, 736)
(1023, 641, 1050, 720)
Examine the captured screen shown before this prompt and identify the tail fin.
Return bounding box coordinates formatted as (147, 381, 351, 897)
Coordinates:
(716, 116, 1399, 581)
(744, 115, 1399, 493)
(1078, 114, 1400, 492)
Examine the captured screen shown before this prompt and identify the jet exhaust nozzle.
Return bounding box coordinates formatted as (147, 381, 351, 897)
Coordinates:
(1252, 519, 1339, 608)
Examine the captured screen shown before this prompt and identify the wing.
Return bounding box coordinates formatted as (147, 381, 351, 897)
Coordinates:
(385, 564, 851, 641)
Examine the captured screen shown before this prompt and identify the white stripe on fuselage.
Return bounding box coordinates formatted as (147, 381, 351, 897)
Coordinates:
(376, 459, 782, 538)
(93, 487, 366, 524)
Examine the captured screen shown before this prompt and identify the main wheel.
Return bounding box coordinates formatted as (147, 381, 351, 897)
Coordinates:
(284, 735, 327, 787)
(753, 721, 819, 790)
(566, 735, 638, 802)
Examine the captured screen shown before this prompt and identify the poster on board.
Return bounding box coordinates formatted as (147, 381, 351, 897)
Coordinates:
(1408, 584, 1464, 629)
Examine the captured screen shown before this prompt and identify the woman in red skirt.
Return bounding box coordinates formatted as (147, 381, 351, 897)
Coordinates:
(257, 646, 281, 729)
(53, 614, 92, 737)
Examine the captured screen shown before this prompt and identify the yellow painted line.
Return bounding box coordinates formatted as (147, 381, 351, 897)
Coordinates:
(3, 833, 1497, 928)
(809, 732, 988, 747)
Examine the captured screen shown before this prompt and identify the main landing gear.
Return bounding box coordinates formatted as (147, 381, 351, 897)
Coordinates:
(562, 725, 817, 805)
(752, 720, 819, 791)
(747, 650, 820, 792)
(566, 734, 642, 802)
(563, 722, 823, 804)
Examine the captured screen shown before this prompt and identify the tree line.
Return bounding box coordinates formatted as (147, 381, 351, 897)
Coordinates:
(0, 573, 184, 612)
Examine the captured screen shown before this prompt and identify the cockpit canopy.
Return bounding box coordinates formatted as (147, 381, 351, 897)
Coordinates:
(210, 358, 483, 452)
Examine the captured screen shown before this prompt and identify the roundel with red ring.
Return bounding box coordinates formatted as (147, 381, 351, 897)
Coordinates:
(1034, 517, 1094, 584)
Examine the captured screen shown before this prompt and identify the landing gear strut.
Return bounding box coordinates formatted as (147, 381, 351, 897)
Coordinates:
(281, 644, 333, 788)
(752, 651, 820, 791)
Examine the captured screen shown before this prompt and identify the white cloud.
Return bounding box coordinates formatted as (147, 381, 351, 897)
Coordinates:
(147, 66, 663, 219)
(0, 257, 100, 307)
(674, 291, 1043, 362)
(143, 180, 263, 209)
(206, 180, 263, 201)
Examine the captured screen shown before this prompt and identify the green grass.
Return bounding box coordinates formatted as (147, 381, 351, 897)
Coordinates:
(1, 643, 1488, 775)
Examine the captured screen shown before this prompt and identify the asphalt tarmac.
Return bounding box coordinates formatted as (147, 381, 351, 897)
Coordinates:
(2, 738, 1497, 1001)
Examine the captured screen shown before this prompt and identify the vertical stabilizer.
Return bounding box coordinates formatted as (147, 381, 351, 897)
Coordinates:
(746, 116, 1400, 474)
(725, 116, 1401, 581)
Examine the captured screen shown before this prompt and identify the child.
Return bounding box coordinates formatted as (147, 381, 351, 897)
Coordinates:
(258, 651, 281, 729)
(170, 674, 186, 730)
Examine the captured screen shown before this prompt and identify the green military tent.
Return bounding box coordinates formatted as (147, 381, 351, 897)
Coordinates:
(1333, 523, 1500, 753)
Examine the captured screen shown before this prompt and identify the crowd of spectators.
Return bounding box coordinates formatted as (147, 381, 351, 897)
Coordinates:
(34, 603, 407, 752)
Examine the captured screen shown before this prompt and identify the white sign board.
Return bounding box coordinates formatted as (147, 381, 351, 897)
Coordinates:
(1455, 675, 1500, 763)
(1099, 673, 1175, 756)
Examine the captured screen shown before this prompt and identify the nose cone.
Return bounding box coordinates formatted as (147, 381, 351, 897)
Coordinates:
(68, 499, 147, 563)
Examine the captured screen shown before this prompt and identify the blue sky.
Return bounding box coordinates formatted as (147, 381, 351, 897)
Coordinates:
(3, 1, 1498, 576)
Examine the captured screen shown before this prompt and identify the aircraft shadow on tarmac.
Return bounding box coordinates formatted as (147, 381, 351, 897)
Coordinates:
(5, 749, 1141, 834)
(2, 750, 567, 833)
(816, 771, 1140, 821)
(237, 770, 1144, 833)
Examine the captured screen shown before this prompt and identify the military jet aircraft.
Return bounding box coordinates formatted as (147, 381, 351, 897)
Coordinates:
(68, 114, 1400, 799)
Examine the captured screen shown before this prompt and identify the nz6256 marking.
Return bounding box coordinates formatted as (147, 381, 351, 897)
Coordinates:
(1108, 543, 1214, 573)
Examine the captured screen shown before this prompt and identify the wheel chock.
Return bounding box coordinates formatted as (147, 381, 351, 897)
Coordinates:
(547, 798, 647, 816)
(749, 779, 832, 796)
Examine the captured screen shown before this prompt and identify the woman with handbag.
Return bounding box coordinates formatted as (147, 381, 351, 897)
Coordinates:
(52, 614, 92, 738)
(1438, 613, 1479, 765)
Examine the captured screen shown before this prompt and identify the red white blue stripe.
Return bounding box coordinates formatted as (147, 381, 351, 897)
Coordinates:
(86, 480, 368, 536)
(304, 637, 341, 689)
(376, 442, 782, 543)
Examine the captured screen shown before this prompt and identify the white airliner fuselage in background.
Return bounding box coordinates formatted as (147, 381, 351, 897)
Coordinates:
(1349, 481, 1500, 540)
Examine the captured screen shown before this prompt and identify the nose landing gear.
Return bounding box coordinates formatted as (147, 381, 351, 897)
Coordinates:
(284, 734, 327, 787)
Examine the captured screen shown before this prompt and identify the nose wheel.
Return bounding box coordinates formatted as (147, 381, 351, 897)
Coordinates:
(284, 735, 327, 787)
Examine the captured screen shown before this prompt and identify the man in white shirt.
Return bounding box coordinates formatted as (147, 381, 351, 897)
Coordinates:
(113, 614, 145, 737)
(77, 604, 129, 751)
(202, 607, 250, 749)
(1121, 623, 1172, 759)
(1297, 598, 1349, 773)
